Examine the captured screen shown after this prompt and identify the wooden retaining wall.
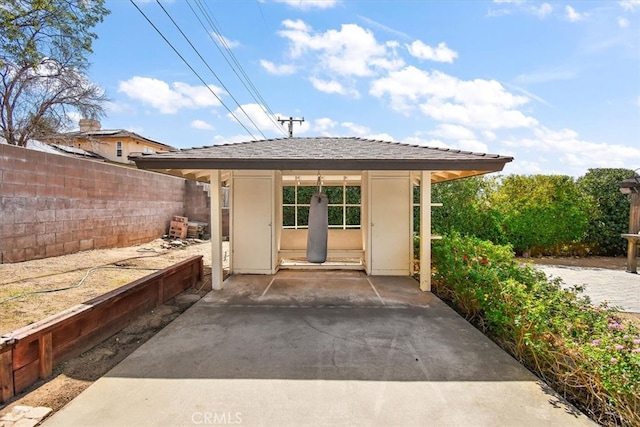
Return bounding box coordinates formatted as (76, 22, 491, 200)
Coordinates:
(0, 256, 203, 403)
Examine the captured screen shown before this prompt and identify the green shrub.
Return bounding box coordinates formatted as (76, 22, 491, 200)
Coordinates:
(577, 168, 636, 256)
(490, 175, 591, 255)
(431, 233, 640, 426)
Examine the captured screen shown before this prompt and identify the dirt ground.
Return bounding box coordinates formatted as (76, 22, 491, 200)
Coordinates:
(0, 238, 219, 419)
(0, 245, 635, 421)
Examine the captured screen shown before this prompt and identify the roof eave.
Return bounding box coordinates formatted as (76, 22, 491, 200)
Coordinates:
(134, 157, 512, 173)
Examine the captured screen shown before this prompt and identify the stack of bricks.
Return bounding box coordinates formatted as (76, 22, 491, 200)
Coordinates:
(169, 215, 188, 239)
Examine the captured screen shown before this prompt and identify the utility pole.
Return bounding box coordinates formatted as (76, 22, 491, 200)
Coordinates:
(278, 116, 305, 137)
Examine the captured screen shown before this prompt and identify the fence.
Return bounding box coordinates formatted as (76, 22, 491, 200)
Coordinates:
(0, 143, 211, 263)
(0, 255, 203, 403)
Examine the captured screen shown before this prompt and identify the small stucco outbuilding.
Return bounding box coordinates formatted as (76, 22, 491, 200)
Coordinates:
(134, 137, 513, 291)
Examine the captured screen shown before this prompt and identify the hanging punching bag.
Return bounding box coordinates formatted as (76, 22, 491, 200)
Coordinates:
(306, 192, 328, 263)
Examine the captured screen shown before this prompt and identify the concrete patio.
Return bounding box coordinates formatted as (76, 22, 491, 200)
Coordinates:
(44, 271, 594, 426)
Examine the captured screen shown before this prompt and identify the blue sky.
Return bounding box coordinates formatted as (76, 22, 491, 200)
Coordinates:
(84, 0, 640, 177)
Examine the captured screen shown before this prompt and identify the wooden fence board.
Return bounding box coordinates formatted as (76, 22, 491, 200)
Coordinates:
(0, 348, 13, 402)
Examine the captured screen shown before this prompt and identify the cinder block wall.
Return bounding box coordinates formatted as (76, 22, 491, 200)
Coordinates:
(184, 180, 210, 224)
(0, 144, 194, 263)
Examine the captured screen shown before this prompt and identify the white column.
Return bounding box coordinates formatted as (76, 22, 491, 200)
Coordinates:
(420, 171, 432, 291)
(210, 170, 224, 290)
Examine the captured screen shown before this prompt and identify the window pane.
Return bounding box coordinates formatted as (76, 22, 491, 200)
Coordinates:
(297, 186, 316, 203)
(283, 186, 295, 204)
(297, 206, 309, 226)
(324, 186, 343, 204)
(328, 206, 343, 226)
(346, 186, 361, 204)
(413, 185, 420, 204)
(283, 206, 295, 227)
(346, 206, 360, 226)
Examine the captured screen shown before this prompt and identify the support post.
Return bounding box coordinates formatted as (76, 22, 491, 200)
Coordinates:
(420, 171, 432, 291)
(38, 333, 53, 379)
(0, 345, 15, 403)
(210, 171, 224, 289)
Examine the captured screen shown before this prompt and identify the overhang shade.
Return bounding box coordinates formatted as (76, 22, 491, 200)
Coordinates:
(133, 137, 513, 183)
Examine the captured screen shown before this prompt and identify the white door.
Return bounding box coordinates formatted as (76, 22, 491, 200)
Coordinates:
(232, 176, 273, 274)
(370, 177, 411, 275)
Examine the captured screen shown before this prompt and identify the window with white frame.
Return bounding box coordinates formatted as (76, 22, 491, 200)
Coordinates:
(116, 141, 122, 157)
(283, 184, 361, 229)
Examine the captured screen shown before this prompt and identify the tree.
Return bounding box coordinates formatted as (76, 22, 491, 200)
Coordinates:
(577, 168, 636, 256)
(0, 0, 110, 146)
(491, 175, 591, 255)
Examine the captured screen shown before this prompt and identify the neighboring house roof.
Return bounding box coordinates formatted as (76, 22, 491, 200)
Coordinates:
(134, 137, 513, 171)
(133, 137, 513, 184)
(50, 143, 105, 160)
(0, 137, 68, 155)
(44, 129, 175, 150)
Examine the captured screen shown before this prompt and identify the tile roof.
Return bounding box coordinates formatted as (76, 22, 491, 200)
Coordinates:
(134, 137, 513, 172)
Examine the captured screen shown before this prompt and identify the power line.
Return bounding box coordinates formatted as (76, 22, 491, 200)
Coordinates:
(129, 0, 261, 140)
(154, 0, 268, 140)
(189, 0, 287, 136)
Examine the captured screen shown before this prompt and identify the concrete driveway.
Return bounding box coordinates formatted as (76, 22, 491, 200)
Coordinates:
(44, 271, 594, 427)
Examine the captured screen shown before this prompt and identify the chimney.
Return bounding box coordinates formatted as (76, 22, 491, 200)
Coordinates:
(79, 119, 101, 132)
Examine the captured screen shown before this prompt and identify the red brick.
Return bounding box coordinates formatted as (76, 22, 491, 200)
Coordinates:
(36, 210, 56, 222)
(4, 248, 26, 263)
(93, 236, 107, 248)
(14, 184, 36, 197)
(45, 243, 64, 257)
(63, 241, 79, 253)
(79, 239, 94, 251)
(37, 233, 56, 246)
(45, 221, 64, 233)
(15, 235, 36, 248)
(14, 210, 36, 224)
(31, 223, 45, 235)
(56, 232, 72, 244)
(36, 185, 57, 198)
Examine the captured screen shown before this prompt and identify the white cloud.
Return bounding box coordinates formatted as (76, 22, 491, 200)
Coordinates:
(310, 77, 359, 97)
(502, 126, 640, 175)
(619, 0, 640, 12)
(314, 117, 337, 132)
(271, 0, 339, 10)
(118, 77, 223, 114)
(370, 66, 536, 130)
(341, 121, 370, 135)
(429, 124, 476, 140)
(458, 139, 489, 153)
(532, 3, 553, 18)
(227, 103, 295, 135)
(191, 120, 214, 130)
(357, 15, 411, 40)
(213, 34, 240, 49)
(566, 6, 587, 22)
(618, 17, 630, 27)
(514, 68, 578, 85)
(365, 133, 395, 141)
(260, 60, 296, 75)
(277, 20, 404, 77)
(406, 40, 458, 63)
(491, 1, 553, 18)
